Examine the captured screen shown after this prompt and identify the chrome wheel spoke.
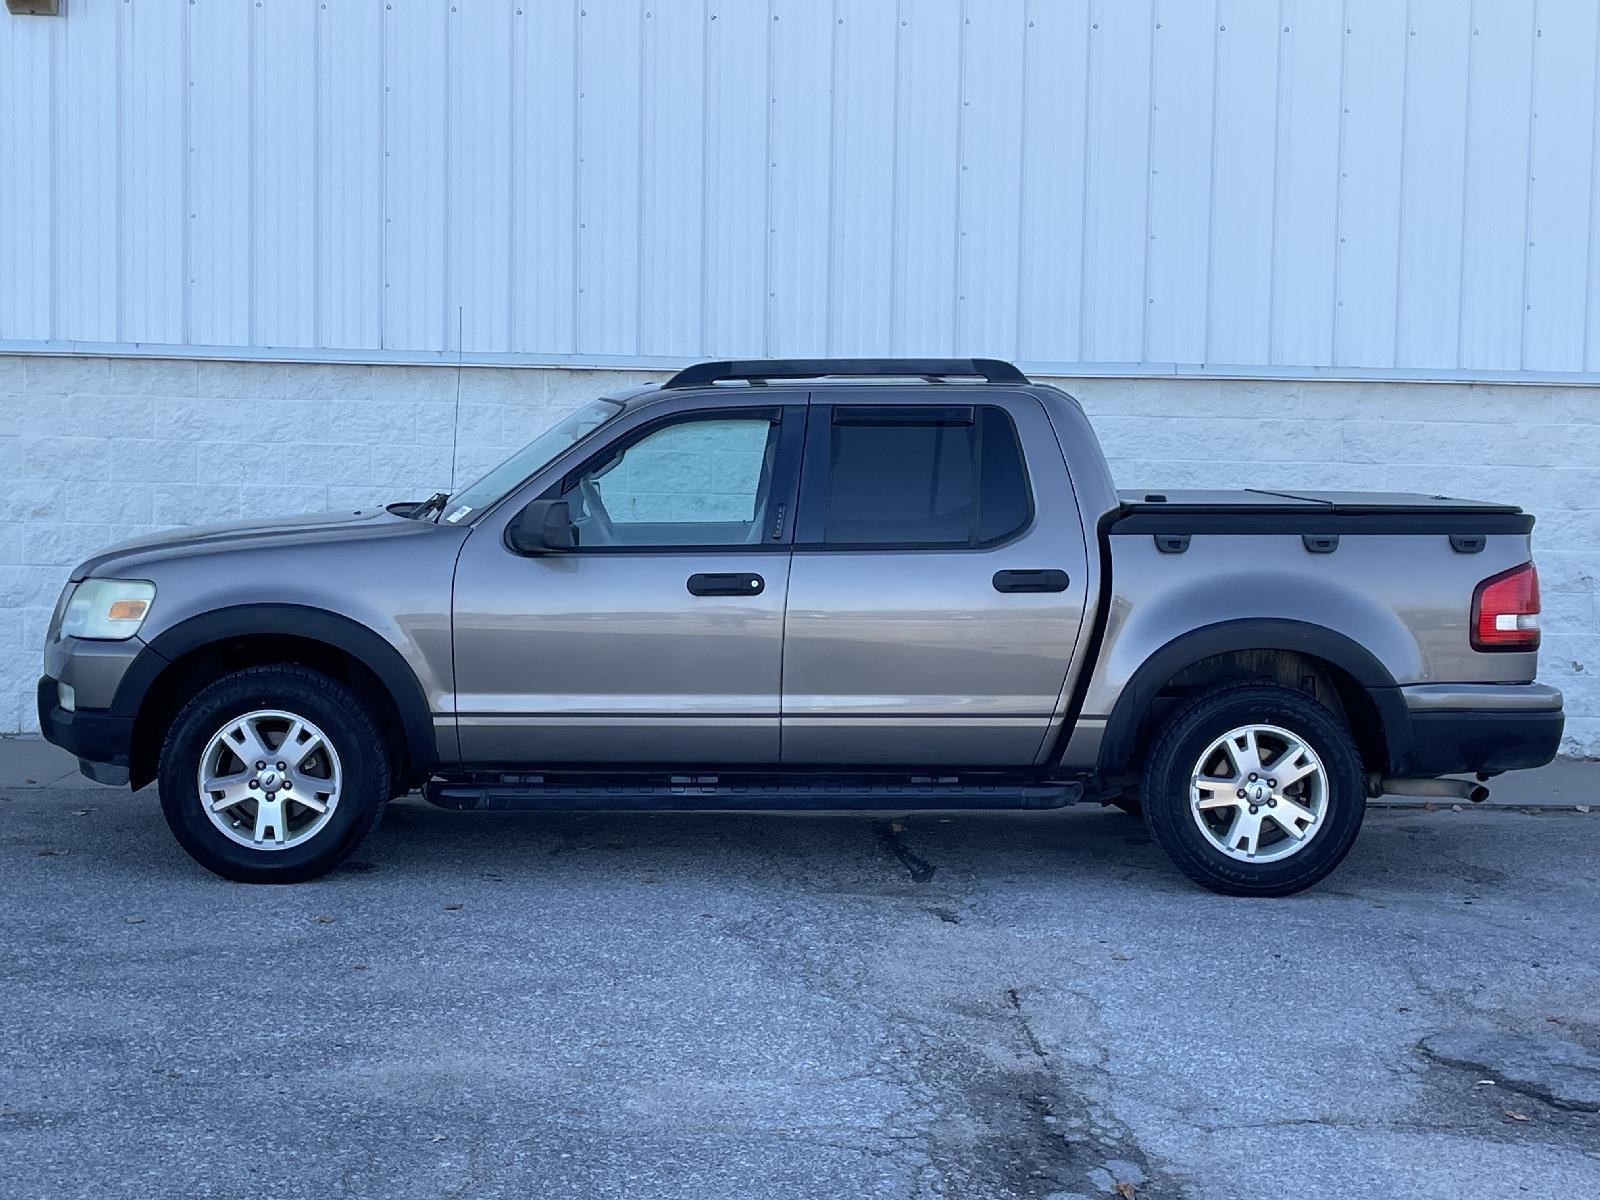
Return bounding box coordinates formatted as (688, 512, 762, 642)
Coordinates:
(1193, 776, 1241, 810)
(203, 771, 254, 812)
(289, 788, 329, 814)
(279, 719, 322, 769)
(1267, 740, 1317, 788)
(252, 795, 288, 845)
(1268, 796, 1318, 839)
(1219, 808, 1264, 856)
(224, 716, 273, 768)
(1223, 728, 1263, 778)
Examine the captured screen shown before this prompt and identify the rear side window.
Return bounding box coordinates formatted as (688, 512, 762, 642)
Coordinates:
(814, 405, 1031, 547)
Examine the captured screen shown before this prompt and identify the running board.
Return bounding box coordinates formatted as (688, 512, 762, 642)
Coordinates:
(423, 772, 1083, 812)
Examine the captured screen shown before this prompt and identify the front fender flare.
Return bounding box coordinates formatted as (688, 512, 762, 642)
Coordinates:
(114, 604, 439, 780)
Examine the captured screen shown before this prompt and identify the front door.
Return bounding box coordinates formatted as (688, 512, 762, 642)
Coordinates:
(451, 403, 803, 765)
(780, 391, 1091, 766)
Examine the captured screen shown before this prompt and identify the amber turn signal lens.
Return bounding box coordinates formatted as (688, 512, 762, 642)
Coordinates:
(106, 599, 149, 622)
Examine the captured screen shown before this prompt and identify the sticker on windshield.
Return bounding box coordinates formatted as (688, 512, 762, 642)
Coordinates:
(444, 505, 473, 524)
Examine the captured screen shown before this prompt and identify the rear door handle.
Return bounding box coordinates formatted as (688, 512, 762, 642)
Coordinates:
(992, 569, 1069, 594)
(687, 572, 765, 597)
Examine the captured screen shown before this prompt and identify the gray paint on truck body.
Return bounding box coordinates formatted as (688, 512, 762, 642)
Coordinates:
(48, 375, 1557, 784)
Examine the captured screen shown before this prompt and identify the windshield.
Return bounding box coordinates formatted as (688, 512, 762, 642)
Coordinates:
(438, 398, 624, 524)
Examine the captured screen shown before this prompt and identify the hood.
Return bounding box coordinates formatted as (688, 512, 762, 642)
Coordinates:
(72, 508, 433, 580)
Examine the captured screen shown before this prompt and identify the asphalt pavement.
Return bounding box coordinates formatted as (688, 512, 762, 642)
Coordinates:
(2, 746, 1597, 1199)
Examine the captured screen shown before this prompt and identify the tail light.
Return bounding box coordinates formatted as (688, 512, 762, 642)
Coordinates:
(1471, 562, 1540, 652)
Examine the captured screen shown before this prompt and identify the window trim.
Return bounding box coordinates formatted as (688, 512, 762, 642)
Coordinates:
(518, 402, 807, 555)
(793, 402, 1035, 551)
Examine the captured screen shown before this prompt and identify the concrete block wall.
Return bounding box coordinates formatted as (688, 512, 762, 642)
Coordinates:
(1, 356, 1595, 756)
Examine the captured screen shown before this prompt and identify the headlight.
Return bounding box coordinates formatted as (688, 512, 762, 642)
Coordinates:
(59, 579, 156, 641)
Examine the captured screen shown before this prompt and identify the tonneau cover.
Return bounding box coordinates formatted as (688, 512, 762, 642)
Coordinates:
(1116, 488, 1523, 515)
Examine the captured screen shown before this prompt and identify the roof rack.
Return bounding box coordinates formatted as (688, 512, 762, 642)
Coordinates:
(661, 357, 1028, 389)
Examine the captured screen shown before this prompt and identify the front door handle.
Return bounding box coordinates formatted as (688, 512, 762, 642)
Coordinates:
(687, 572, 765, 597)
(992, 569, 1069, 594)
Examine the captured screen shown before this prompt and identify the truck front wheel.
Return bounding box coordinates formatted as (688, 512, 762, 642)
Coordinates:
(1140, 682, 1366, 897)
(157, 665, 392, 883)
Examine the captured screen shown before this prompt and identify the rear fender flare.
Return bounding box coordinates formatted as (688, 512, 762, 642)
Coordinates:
(1096, 618, 1408, 775)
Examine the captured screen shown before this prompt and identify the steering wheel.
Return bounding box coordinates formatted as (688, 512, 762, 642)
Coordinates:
(576, 475, 618, 546)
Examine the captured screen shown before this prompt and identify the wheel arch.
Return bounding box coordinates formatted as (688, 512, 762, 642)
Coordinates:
(117, 605, 439, 791)
(1096, 619, 1409, 779)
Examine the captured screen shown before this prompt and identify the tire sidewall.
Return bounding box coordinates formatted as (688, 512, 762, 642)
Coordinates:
(159, 669, 388, 882)
(1143, 686, 1366, 896)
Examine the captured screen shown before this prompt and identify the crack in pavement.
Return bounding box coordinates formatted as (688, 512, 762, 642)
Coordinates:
(875, 821, 937, 883)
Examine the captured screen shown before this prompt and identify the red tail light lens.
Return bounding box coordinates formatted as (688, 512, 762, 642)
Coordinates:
(1471, 562, 1540, 652)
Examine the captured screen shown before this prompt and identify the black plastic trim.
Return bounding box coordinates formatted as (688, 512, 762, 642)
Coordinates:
(1096, 619, 1411, 775)
(121, 605, 440, 772)
(424, 770, 1081, 811)
(38, 675, 134, 768)
(1110, 509, 1534, 536)
(1402, 708, 1563, 776)
(663, 357, 1028, 389)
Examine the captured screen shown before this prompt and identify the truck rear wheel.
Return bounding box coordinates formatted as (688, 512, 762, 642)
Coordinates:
(157, 665, 392, 883)
(1140, 681, 1366, 897)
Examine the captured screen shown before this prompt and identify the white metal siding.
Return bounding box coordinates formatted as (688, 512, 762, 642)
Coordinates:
(4, 0, 1600, 379)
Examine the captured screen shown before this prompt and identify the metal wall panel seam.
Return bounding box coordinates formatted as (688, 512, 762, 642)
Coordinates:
(1265, 0, 1288, 363)
(634, 4, 647, 359)
(1454, 0, 1477, 371)
(1076, 2, 1095, 361)
(312, 4, 323, 348)
(378, 1, 388, 351)
(1139, 2, 1157, 363)
(699, 0, 713, 358)
(1329, 0, 1350, 365)
(442, 4, 453, 353)
(1202, 5, 1224, 363)
(888, 0, 903, 359)
(506, 6, 518, 350)
(114, 0, 126, 344)
(181, 2, 193, 345)
(1589, 0, 1600, 371)
(1390, 0, 1413, 368)
(246, 2, 257, 347)
(1517, 3, 1540, 371)
(570, 4, 583, 355)
(1012, 0, 1032, 361)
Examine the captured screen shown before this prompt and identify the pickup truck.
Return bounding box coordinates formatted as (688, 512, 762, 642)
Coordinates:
(38, 358, 1563, 895)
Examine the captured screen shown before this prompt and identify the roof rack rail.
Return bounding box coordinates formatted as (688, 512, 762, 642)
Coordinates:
(661, 357, 1028, 389)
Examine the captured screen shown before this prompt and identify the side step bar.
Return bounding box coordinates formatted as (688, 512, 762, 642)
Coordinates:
(423, 772, 1083, 812)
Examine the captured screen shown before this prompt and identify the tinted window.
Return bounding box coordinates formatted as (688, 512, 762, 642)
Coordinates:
(819, 406, 1029, 546)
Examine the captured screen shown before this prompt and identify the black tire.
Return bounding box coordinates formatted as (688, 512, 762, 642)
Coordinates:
(157, 665, 392, 883)
(1140, 681, 1366, 897)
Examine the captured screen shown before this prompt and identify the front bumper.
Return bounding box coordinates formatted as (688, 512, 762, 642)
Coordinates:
(1396, 683, 1564, 776)
(38, 675, 134, 784)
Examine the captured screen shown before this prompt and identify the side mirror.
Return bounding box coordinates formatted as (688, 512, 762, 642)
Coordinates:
(508, 499, 576, 554)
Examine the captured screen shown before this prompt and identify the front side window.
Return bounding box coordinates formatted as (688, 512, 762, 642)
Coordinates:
(816, 405, 1030, 547)
(566, 415, 781, 547)
(444, 398, 622, 523)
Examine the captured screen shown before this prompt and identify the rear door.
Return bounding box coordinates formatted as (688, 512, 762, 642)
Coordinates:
(780, 389, 1090, 765)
